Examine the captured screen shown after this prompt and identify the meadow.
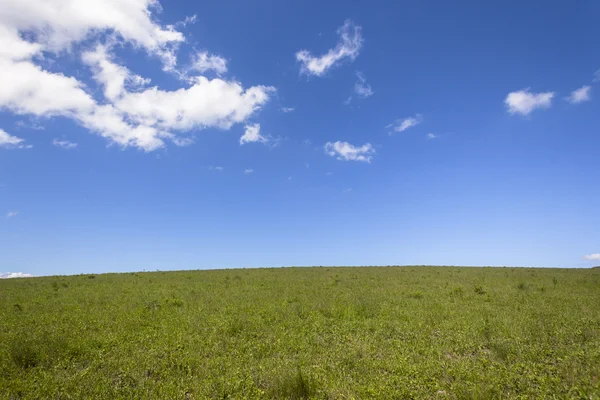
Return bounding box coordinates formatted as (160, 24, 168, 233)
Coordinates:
(1, 266, 599, 399)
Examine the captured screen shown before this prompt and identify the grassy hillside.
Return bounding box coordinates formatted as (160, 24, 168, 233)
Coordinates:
(1, 266, 599, 399)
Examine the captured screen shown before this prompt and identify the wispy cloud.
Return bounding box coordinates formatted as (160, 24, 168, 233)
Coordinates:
(280, 107, 295, 113)
(505, 89, 554, 115)
(189, 51, 227, 75)
(0, 272, 34, 279)
(209, 165, 224, 172)
(324, 141, 375, 162)
(594, 69, 600, 83)
(240, 123, 269, 145)
(0, 129, 32, 149)
(583, 253, 600, 261)
(427, 133, 437, 140)
(566, 85, 591, 104)
(387, 114, 423, 134)
(296, 20, 363, 77)
(52, 139, 78, 149)
(243, 169, 254, 174)
(6, 211, 19, 218)
(354, 72, 373, 98)
(15, 120, 44, 130)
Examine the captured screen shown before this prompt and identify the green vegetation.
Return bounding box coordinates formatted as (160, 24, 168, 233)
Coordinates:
(1, 266, 599, 399)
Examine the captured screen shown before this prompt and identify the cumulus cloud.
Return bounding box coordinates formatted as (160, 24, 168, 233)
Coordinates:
(0, 272, 34, 279)
(52, 139, 78, 149)
(387, 114, 423, 133)
(296, 20, 362, 76)
(566, 85, 591, 104)
(505, 89, 554, 115)
(324, 141, 375, 162)
(6, 211, 19, 218)
(354, 72, 373, 98)
(583, 253, 600, 261)
(189, 51, 227, 74)
(0, 129, 31, 149)
(0, 0, 274, 152)
(240, 123, 268, 145)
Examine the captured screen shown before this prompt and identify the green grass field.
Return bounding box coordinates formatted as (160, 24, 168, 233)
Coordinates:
(1, 266, 599, 399)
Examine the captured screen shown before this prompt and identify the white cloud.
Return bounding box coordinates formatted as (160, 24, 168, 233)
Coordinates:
(427, 133, 437, 139)
(189, 51, 227, 75)
(594, 69, 600, 83)
(6, 211, 19, 218)
(387, 114, 423, 133)
(296, 20, 362, 77)
(354, 72, 373, 98)
(177, 15, 197, 28)
(0, 272, 34, 279)
(0, 0, 274, 152)
(0, 0, 184, 55)
(0, 129, 31, 149)
(240, 123, 268, 145)
(82, 44, 150, 101)
(583, 253, 600, 261)
(209, 165, 224, 172)
(280, 107, 295, 113)
(324, 141, 375, 162)
(566, 85, 591, 104)
(505, 89, 554, 115)
(52, 139, 78, 149)
(243, 168, 254, 174)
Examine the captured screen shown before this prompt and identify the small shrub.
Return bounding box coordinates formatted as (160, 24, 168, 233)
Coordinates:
(474, 286, 486, 295)
(51, 281, 60, 291)
(88, 275, 96, 279)
(13, 303, 23, 312)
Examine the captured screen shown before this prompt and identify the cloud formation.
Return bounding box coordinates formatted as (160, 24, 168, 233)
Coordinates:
(505, 89, 554, 115)
(583, 253, 600, 261)
(296, 20, 362, 76)
(354, 72, 373, 98)
(6, 211, 19, 218)
(566, 85, 591, 104)
(0, 129, 31, 149)
(324, 141, 375, 162)
(240, 124, 269, 145)
(189, 51, 227, 75)
(0, 0, 273, 151)
(387, 114, 423, 133)
(53, 139, 78, 149)
(0, 272, 34, 279)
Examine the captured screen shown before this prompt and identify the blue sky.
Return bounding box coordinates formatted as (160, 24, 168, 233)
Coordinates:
(1, 0, 599, 277)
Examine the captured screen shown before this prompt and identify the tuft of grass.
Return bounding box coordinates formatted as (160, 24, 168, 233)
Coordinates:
(10, 339, 40, 370)
(270, 368, 316, 399)
(474, 285, 486, 295)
